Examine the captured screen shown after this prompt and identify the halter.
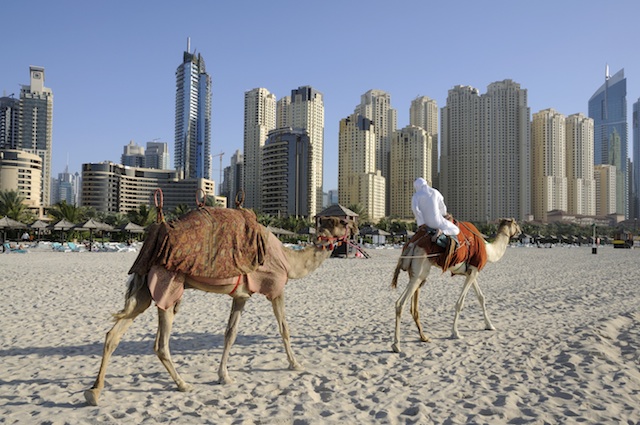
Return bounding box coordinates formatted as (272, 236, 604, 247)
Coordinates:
(315, 232, 350, 250)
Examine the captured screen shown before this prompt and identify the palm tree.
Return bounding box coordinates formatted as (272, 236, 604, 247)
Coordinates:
(169, 204, 191, 220)
(348, 204, 369, 225)
(0, 190, 33, 222)
(127, 204, 157, 227)
(48, 201, 86, 223)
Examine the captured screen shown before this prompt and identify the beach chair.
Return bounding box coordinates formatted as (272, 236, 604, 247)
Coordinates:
(67, 242, 82, 252)
(3, 242, 28, 253)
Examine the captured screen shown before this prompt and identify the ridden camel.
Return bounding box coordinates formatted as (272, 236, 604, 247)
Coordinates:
(390, 218, 521, 353)
(84, 210, 355, 406)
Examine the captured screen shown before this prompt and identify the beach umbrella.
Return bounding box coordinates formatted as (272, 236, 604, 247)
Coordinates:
(266, 225, 296, 236)
(75, 219, 113, 251)
(0, 216, 28, 251)
(118, 222, 146, 242)
(29, 219, 49, 241)
(50, 219, 76, 242)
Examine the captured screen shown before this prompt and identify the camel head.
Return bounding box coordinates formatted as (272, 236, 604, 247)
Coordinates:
(498, 218, 522, 239)
(315, 217, 356, 250)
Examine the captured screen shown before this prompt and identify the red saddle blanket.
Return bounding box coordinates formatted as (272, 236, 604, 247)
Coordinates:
(129, 207, 267, 279)
(410, 220, 488, 273)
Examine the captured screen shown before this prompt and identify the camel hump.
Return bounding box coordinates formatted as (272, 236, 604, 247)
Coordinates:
(129, 207, 267, 279)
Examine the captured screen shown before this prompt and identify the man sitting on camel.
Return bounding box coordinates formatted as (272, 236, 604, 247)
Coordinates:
(411, 177, 459, 249)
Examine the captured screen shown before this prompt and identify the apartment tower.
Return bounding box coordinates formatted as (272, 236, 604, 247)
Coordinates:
(566, 113, 596, 216)
(410, 96, 439, 188)
(531, 109, 567, 221)
(441, 80, 531, 222)
(389, 125, 432, 218)
(588, 67, 628, 217)
(354, 90, 397, 215)
(338, 113, 385, 221)
(174, 38, 211, 180)
(594, 164, 617, 216)
(243, 88, 276, 209)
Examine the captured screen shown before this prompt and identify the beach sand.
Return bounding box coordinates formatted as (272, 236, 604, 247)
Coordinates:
(1, 245, 638, 424)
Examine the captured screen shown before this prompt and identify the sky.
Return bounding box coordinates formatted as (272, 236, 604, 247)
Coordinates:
(3, 0, 640, 193)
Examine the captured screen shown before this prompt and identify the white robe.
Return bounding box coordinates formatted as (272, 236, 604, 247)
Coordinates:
(411, 178, 460, 236)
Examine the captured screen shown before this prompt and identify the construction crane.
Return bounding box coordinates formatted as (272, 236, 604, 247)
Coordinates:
(212, 152, 224, 195)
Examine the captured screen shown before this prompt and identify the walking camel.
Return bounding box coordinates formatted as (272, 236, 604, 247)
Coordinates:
(84, 207, 355, 406)
(391, 218, 521, 353)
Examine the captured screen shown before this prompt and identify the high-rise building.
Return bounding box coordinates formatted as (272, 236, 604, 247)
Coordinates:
(389, 125, 432, 218)
(222, 149, 244, 208)
(145, 141, 170, 170)
(261, 128, 311, 217)
(632, 99, 640, 220)
(338, 113, 385, 222)
(588, 67, 628, 217)
(18, 66, 53, 207)
(0, 95, 19, 150)
(51, 165, 79, 206)
(566, 113, 596, 216)
(174, 38, 211, 180)
(531, 109, 567, 221)
(594, 164, 617, 216)
(121, 140, 145, 168)
(355, 90, 397, 215)
(441, 80, 531, 222)
(410, 96, 439, 188)
(278, 86, 324, 217)
(243, 88, 276, 209)
(0, 149, 42, 213)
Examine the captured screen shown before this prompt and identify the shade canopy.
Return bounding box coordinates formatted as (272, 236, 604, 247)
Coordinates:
(0, 216, 27, 230)
(75, 218, 114, 232)
(118, 222, 146, 233)
(29, 220, 50, 230)
(51, 219, 76, 230)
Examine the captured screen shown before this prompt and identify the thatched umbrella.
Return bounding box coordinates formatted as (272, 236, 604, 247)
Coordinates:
(0, 216, 27, 251)
(118, 222, 146, 242)
(29, 219, 49, 241)
(50, 219, 76, 242)
(75, 219, 113, 251)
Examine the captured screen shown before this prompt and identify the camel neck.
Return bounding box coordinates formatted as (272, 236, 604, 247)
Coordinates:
(283, 244, 333, 279)
(485, 229, 511, 263)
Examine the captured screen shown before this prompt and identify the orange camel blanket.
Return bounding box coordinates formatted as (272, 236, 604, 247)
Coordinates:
(410, 220, 488, 273)
(147, 231, 290, 309)
(129, 207, 267, 279)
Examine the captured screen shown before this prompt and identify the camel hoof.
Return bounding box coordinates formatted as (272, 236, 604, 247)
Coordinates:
(391, 343, 401, 353)
(177, 383, 193, 392)
(289, 363, 304, 371)
(451, 332, 462, 339)
(84, 389, 100, 406)
(485, 325, 496, 331)
(218, 376, 233, 385)
(419, 335, 431, 343)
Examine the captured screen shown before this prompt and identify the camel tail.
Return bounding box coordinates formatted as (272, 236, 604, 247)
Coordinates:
(391, 259, 402, 289)
(112, 274, 150, 320)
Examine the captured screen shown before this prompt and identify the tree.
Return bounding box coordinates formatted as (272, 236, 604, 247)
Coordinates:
(0, 190, 33, 222)
(348, 204, 370, 225)
(48, 201, 86, 223)
(127, 204, 157, 227)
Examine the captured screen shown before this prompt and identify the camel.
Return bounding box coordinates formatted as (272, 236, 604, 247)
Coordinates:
(390, 218, 521, 353)
(84, 211, 355, 406)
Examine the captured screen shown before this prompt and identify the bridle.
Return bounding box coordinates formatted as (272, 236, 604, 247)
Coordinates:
(315, 232, 350, 250)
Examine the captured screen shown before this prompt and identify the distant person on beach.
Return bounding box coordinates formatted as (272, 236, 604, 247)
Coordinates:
(411, 177, 459, 245)
(21, 232, 30, 242)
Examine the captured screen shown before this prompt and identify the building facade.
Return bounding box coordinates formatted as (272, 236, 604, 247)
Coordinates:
(51, 165, 79, 206)
(355, 90, 397, 215)
(174, 39, 211, 180)
(594, 164, 617, 216)
(441, 80, 531, 222)
(531, 109, 567, 221)
(261, 128, 310, 217)
(410, 96, 439, 188)
(81, 161, 215, 213)
(566, 113, 596, 216)
(588, 67, 628, 217)
(221, 149, 243, 208)
(632, 99, 640, 220)
(389, 125, 432, 218)
(243, 88, 276, 209)
(0, 149, 42, 214)
(0, 95, 20, 150)
(121, 140, 145, 168)
(145, 141, 170, 170)
(18, 66, 53, 207)
(338, 113, 385, 222)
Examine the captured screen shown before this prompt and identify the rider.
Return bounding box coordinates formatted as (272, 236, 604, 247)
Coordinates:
(411, 177, 459, 248)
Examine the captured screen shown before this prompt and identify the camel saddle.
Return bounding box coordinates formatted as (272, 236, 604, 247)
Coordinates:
(403, 220, 488, 273)
(129, 207, 267, 279)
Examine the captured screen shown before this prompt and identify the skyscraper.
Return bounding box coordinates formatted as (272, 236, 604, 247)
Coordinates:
(566, 113, 596, 216)
(531, 109, 567, 221)
(355, 90, 397, 215)
(0, 95, 19, 150)
(19, 66, 53, 207)
(410, 96, 439, 188)
(174, 38, 211, 180)
(632, 99, 640, 220)
(278, 86, 324, 217)
(243, 88, 276, 209)
(121, 140, 145, 167)
(588, 67, 628, 217)
(145, 141, 170, 170)
(441, 80, 531, 222)
(338, 113, 385, 221)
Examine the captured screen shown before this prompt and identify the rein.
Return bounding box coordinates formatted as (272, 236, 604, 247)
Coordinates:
(316, 233, 350, 250)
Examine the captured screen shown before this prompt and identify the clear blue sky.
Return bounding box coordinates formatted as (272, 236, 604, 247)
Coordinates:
(3, 0, 639, 192)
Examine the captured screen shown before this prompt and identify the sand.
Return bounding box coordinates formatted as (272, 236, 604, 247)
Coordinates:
(0, 245, 639, 424)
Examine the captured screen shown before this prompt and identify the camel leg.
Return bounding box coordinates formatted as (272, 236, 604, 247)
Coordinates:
(218, 297, 247, 384)
(410, 282, 430, 342)
(84, 276, 152, 406)
(271, 294, 303, 370)
(392, 274, 425, 353)
(472, 280, 496, 331)
(451, 269, 478, 339)
(155, 305, 192, 392)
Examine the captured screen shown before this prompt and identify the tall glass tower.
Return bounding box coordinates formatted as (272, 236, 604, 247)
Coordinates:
(174, 38, 211, 180)
(632, 99, 640, 220)
(588, 67, 628, 217)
